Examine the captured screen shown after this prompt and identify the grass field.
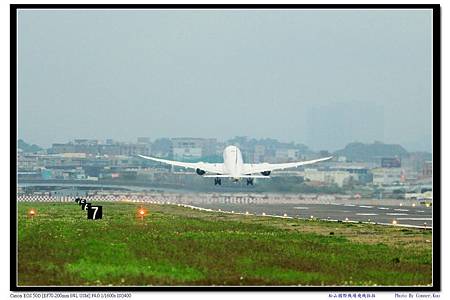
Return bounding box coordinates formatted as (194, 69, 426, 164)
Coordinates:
(17, 202, 432, 286)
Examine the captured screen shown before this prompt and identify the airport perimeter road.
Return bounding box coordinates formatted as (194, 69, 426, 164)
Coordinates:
(198, 202, 433, 227)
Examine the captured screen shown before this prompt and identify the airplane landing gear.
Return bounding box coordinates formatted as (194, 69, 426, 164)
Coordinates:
(214, 178, 222, 186)
(246, 178, 254, 186)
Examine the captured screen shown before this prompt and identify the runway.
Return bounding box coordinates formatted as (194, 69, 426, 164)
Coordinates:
(16, 189, 433, 228)
(198, 202, 433, 228)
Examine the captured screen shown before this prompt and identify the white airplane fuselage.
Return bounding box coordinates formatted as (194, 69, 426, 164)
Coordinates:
(222, 146, 244, 180)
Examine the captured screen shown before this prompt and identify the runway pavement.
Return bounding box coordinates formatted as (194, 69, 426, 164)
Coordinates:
(17, 190, 433, 228)
(198, 202, 433, 228)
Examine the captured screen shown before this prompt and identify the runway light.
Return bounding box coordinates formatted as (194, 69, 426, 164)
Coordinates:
(345, 217, 349, 221)
(218, 209, 221, 212)
(310, 215, 314, 219)
(231, 211, 234, 213)
(136, 207, 148, 220)
(262, 212, 266, 216)
(400, 203, 403, 207)
(392, 220, 398, 225)
(245, 211, 249, 215)
(283, 213, 287, 217)
(368, 219, 371, 222)
(28, 209, 37, 218)
(412, 203, 416, 207)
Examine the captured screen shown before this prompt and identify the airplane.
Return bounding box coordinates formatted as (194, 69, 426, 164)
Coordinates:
(138, 145, 332, 186)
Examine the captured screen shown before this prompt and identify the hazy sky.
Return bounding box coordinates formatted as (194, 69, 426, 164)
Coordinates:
(17, 9, 433, 151)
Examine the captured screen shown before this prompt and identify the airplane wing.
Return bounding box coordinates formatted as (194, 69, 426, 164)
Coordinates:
(242, 156, 333, 174)
(138, 155, 224, 174)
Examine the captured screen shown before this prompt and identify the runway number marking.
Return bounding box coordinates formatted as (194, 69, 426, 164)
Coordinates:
(81, 203, 91, 211)
(87, 206, 102, 220)
(92, 207, 98, 219)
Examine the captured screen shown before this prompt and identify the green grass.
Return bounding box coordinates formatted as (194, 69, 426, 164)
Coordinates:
(17, 202, 432, 286)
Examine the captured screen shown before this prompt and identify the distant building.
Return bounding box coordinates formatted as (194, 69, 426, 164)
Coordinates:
(137, 137, 151, 144)
(372, 168, 402, 185)
(41, 169, 53, 180)
(329, 166, 372, 184)
(402, 156, 421, 176)
(253, 145, 266, 162)
(337, 156, 347, 162)
(275, 149, 299, 162)
(381, 157, 401, 168)
(319, 150, 331, 157)
(74, 139, 99, 145)
(119, 143, 150, 156)
(50, 142, 99, 154)
(50, 143, 76, 154)
(172, 139, 202, 160)
(50, 140, 150, 156)
(98, 144, 121, 156)
(17, 153, 39, 171)
(201, 138, 218, 157)
(172, 138, 217, 160)
(60, 153, 87, 158)
(304, 169, 354, 187)
(404, 185, 433, 200)
(422, 161, 432, 177)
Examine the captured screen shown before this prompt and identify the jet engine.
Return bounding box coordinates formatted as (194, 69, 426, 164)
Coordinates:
(261, 171, 271, 176)
(196, 168, 206, 176)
